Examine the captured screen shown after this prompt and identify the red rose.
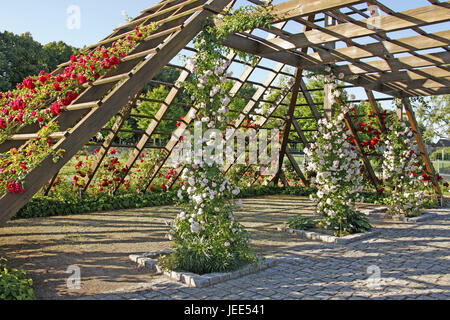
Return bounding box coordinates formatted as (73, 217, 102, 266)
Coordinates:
(37, 117, 44, 123)
(23, 78, 35, 90)
(50, 102, 61, 116)
(108, 56, 120, 66)
(78, 73, 87, 84)
(53, 83, 62, 91)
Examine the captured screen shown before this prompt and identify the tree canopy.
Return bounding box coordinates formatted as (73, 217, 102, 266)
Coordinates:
(0, 31, 77, 91)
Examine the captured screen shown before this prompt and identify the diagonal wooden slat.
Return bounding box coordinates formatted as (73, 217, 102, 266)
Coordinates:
(0, 0, 233, 226)
(261, 2, 450, 52)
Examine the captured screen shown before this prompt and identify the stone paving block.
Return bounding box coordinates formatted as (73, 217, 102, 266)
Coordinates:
(78, 205, 450, 301)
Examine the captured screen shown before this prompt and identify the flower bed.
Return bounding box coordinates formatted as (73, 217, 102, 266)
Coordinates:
(129, 251, 276, 288)
(278, 226, 381, 244)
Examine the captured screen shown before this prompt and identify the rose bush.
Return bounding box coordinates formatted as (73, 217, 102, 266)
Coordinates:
(304, 111, 372, 236)
(159, 7, 275, 273)
(381, 118, 433, 217)
(0, 24, 156, 196)
(303, 70, 372, 236)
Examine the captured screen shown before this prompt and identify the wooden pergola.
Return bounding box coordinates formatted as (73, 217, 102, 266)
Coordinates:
(0, 0, 448, 225)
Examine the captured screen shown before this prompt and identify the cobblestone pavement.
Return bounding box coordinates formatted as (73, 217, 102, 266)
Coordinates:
(78, 207, 450, 300)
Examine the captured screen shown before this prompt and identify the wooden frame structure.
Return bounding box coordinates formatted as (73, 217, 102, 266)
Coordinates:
(0, 0, 448, 225)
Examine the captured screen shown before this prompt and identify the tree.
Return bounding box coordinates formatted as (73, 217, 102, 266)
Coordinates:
(412, 95, 450, 143)
(0, 31, 76, 92)
(42, 41, 77, 72)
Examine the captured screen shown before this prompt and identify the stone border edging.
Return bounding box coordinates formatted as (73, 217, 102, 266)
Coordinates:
(278, 227, 382, 244)
(362, 207, 438, 223)
(129, 251, 277, 288)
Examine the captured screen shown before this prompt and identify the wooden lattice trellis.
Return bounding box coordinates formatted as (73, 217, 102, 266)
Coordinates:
(0, 0, 448, 225)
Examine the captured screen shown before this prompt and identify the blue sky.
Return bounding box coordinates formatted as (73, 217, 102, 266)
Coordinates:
(0, 0, 447, 111)
(0, 0, 159, 48)
(0, 0, 443, 48)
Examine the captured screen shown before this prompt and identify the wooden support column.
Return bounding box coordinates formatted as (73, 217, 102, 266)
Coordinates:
(274, 68, 303, 186)
(395, 98, 404, 121)
(336, 99, 379, 189)
(365, 89, 387, 133)
(402, 98, 443, 205)
(323, 14, 337, 120)
(286, 151, 308, 187)
(82, 95, 138, 191)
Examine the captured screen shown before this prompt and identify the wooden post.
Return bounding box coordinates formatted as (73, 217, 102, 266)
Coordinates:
(402, 98, 443, 205)
(323, 14, 337, 120)
(274, 68, 303, 186)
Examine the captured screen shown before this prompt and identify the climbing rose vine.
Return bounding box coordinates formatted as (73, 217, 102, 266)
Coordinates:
(159, 6, 275, 274)
(0, 24, 156, 196)
(381, 119, 433, 217)
(304, 109, 372, 236)
(160, 59, 258, 274)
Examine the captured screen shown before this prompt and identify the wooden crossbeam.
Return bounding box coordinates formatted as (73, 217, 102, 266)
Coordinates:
(82, 96, 139, 191)
(115, 69, 191, 193)
(222, 63, 291, 174)
(0, 0, 232, 226)
(167, 22, 290, 189)
(365, 89, 387, 133)
(286, 151, 308, 187)
(261, 2, 450, 52)
(274, 68, 303, 186)
(269, 0, 366, 22)
(229, 76, 294, 182)
(402, 99, 443, 204)
(333, 52, 450, 75)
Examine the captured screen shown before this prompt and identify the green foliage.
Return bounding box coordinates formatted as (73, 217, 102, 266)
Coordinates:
(136, 86, 186, 137)
(0, 31, 76, 91)
(0, 258, 35, 300)
(195, 5, 274, 69)
(319, 210, 372, 237)
(42, 41, 77, 71)
(430, 147, 450, 161)
(286, 214, 316, 231)
(15, 191, 178, 219)
(159, 210, 258, 275)
(14, 185, 394, 221)
(412, 95, 449, 143)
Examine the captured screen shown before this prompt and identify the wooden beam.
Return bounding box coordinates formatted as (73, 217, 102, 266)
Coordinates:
(402, 99, 443, 204)
(336, 99, 379, 189)
(274, 68, 303, 185)
(286, 151, 308, 187)
(270, 0, 365, 22)
(82, 96, 138, 191)
(334, 51, 450, 75)
(365, 89, 387, 133)
(0, 0, 232, 226)
(261, 2, 450, 52)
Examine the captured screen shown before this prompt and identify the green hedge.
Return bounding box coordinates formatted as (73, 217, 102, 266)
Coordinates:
(0, 258, 35, 300)
(14, 185, 415, 221)
(14, 186, 317, 220)
(14, 191, 179, 220)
